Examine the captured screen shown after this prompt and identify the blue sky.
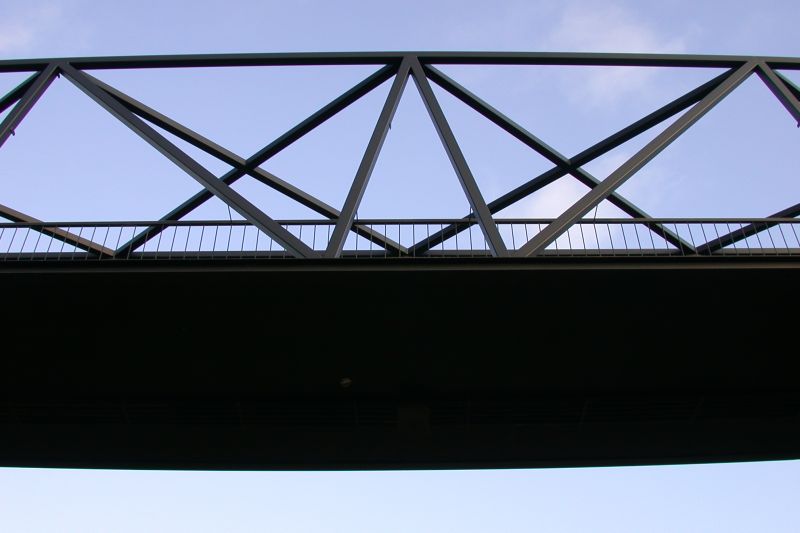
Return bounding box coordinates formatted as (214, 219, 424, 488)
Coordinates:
(1, 1, 799, 531)
(2, 0, 800, 225)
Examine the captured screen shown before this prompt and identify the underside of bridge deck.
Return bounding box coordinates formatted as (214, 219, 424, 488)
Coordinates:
(0, 257, 798, 469)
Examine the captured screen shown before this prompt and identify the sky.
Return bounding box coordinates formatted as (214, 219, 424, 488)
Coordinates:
(1, 0, 799, 531)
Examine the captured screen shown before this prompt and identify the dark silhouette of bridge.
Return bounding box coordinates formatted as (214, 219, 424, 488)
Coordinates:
(0, 52, 799, 469)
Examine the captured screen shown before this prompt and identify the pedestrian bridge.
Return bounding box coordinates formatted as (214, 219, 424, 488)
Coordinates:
(0, 52, 798, 470)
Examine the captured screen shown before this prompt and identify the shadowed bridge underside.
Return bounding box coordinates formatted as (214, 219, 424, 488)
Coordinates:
(1, 257, 798, 469)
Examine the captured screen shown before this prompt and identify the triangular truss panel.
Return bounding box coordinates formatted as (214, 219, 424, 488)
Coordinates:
(228, 176, 326, 221)
(0, 72, 36, 124)
(149, 121, 236, 178)
(429, 80, 557, 209)
(0, 53, 798, 259)
(775, 69, 800, 90)
(615, 75, 800, 218)
(91, 64, 385, 157)
(358, 74, 473, 220)
(0, 72, 35, 94)
(261, 74, 395, 213)
(432, 63, 727, 157)
(0, 75, 205, 222)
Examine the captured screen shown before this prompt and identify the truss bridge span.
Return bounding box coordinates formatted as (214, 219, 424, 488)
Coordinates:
(1, 52, 799, 469)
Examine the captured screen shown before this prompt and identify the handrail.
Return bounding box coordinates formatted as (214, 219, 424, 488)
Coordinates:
(0, 218, 797, 260)
(0, 218, 797, 228)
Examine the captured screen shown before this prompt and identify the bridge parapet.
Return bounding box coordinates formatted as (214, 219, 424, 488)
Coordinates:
(2, 52, 799, 261)
(0, 217, 798, 261)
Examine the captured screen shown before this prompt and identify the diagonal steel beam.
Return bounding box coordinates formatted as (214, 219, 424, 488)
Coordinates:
(85, 73, 243, 167)
(113, 63, 401, 257)
(60, 63, 316, 258)
(423, 64, 694, 253)
(239, 64, 399, 172)
(84, 72, 406, 256)
(0, 202, 114, 256)
(0, 72, 38, 115)
(326, 58, 411, 257)
(408, 67, 733, 255)
(696, 202, 800, 255)
(775, 71, 800, 100)
(757, 63, 800, 125)
(410, 57, 507, 256)
(569, 70, 735, 169)
(517, 61, 757, 257)
(0, 64, 58, 149)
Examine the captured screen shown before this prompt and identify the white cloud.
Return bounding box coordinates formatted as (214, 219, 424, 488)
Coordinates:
(546, 3, 685, 54)
(522, 178, 586, 218)
(443, 1, 556, 50)
(439, 1, 698, 222)
(491, 150, 635, 220)
(491, 176, 587, 221)
(586, 150, 633, 180)
(0, 3, 62, 55)
(543, 2, 689, 106)
(441, 1, 694, 109)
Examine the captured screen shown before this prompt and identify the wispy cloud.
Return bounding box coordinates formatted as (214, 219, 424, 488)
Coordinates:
(442, 1, 556, 50)
(0, 3, 62, 56)
(510, 149, 668, 219)
(542, 2, 689, 106)
(545, 3, 686, 54)
(522, 178, 586, 218)
(442, 1, 694, 108)
(439, 1, 699, 221)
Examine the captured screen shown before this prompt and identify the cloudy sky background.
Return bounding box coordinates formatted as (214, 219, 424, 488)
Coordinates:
(1, 1, 799, 531)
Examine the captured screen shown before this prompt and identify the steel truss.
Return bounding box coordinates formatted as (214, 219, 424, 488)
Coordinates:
(1, 52, 799, 259)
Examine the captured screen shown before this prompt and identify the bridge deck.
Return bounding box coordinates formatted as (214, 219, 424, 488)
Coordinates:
(1, 256, 798, 469)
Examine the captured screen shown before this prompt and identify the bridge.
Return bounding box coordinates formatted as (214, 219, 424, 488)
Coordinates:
(0, 52, 799, 469)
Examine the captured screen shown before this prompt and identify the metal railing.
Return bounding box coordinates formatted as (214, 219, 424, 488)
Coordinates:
(0, 218, 798, 261)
